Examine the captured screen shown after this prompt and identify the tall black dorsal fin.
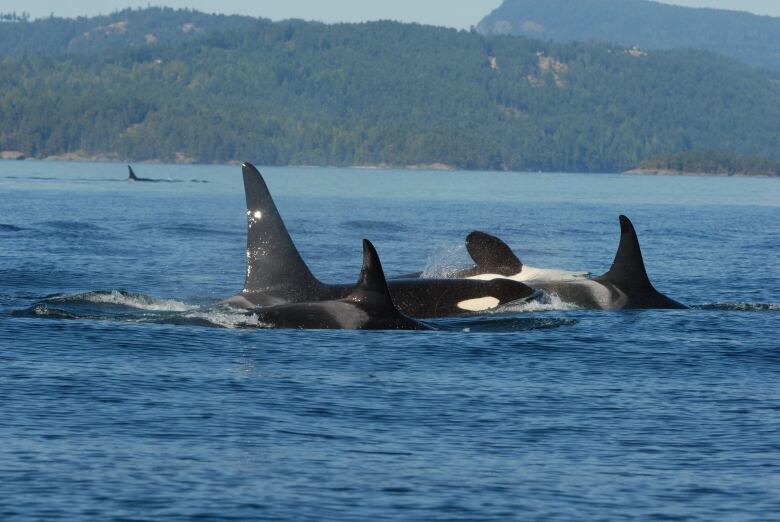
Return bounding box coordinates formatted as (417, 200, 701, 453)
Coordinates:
(128, 165, 138, 180)
(241, 162, 321, 294)
(600, 215, 652, 290)
(466, 231, 524, 276)
(347, 240, 395, 306)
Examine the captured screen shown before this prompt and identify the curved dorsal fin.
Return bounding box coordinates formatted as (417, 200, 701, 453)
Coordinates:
(128, 165, 138, 180)
(347, 239, 395, 307)
(600, 215, 652, 290)
(241, 162, 321, 294)
(465, 231, 524, 276)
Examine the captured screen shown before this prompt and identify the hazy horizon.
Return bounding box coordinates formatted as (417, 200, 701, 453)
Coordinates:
(2, 0, 779, 28)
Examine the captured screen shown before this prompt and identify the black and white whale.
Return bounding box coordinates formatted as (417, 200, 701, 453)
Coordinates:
(250, 240, 431, 330)
(223, 163, 536, 317)
(455, 217, 686, 310)
(400, 230, 589, 282)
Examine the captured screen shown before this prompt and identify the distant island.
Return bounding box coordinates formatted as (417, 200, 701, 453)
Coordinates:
(478, 0, 780, 72)
(0, 8, 779, 173)
(628, 151, 780, 177)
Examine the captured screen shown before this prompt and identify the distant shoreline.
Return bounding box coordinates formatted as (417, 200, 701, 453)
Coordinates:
(2, 152, 778, 177)
(0, 152, 459, 172)
(625, 168, 779, 178)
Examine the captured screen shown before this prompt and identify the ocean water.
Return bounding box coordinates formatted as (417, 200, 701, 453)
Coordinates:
(0, 161, 778, 521)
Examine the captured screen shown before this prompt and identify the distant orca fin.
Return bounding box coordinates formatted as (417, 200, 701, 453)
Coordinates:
(241, 162, 322, 295)
(600, 215, 653, 290)
(128, 165, 138, 180)
(465, 231, 524, 276)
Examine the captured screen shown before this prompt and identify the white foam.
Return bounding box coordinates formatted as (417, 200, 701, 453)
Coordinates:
(699, 303, 780, 312)
(184, 310, 268, 329)
(61, 291, 197, 312)
(496, 292, 580, 313)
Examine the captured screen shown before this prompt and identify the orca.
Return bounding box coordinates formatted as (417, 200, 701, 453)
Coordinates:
(466, 216, 686, 310)
(223, 163, 536, 317)
(454, 230, 589, 282)
(127, 165, 159, 182)
(250, 240, 431, 330)
(391, 231, 588, 282)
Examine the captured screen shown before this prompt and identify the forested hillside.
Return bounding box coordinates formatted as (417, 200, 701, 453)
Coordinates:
(1, 13, 779, 172)
(477, 0, 780, 72)
(636, 151, 780, 177)
(0, 8, 257, 57)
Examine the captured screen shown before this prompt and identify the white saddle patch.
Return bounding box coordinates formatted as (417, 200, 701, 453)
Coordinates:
(457, 296, 500, 312)
(468, 265, 589, 283)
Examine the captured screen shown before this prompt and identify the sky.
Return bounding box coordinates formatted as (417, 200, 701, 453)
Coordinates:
(3, 0, 779, 26)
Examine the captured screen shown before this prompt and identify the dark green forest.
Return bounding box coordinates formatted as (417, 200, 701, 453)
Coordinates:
(0, 8, 258, 57)
(638, 151, 780, 177)
(1, 10, 779, 172)
(478, 0, 780, 72)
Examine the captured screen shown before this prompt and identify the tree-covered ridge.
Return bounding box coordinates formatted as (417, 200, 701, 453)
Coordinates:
(0, 16, 779, 173)
(477, 0, 780, 72)
(636, 151, 780, 177)
(0, 7, 258, 57)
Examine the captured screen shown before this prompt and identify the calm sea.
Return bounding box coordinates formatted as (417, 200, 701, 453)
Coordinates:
(1, 161, 778, 521)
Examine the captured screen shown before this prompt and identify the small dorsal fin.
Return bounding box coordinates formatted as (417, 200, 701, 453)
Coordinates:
(241, 162, 321, 295)
(128, 165, 138, 180)
(600, 215, 652, 290)
(465, 231, 524, 276)
(348, 240, 395, 306)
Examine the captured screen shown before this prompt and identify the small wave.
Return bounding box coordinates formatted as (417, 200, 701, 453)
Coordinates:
(43, 290, 196, 312)
(158, 224, 236, 236)
(17, 296, 269, 329)
(15, 304, 80, 319)
(3, 175, 60, 181)
(442, 316, 578, 332)
(39, 221, 105, 233)
(342, 220, 408, 233)
(696, 303, 780, 312)
(0, 224, 23, 232)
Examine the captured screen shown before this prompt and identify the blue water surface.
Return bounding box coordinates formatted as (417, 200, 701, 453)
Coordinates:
(1, 161, 778, 521)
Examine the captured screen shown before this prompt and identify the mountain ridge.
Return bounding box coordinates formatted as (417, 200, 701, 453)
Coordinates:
(477, 0, 780, 72)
